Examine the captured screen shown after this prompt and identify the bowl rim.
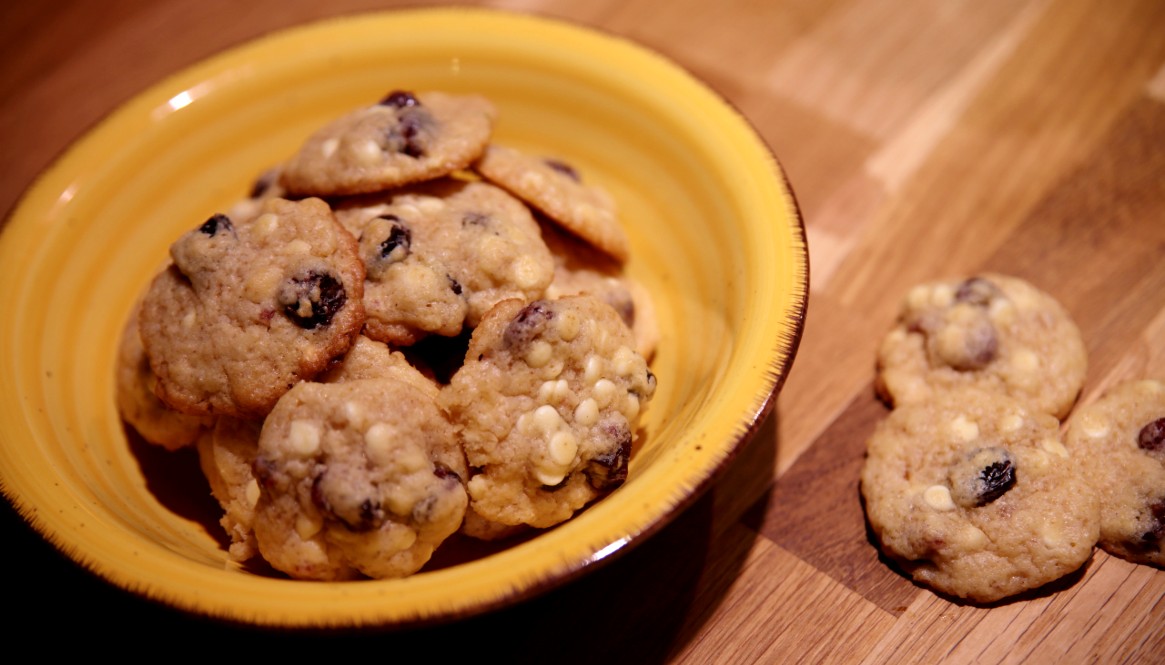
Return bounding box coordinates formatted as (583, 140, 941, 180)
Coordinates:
(0, 6, 809, 628)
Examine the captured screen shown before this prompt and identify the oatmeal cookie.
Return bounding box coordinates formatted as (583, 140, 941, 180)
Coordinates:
(439, 295, 657, 530)
(197, 418, 262, 562)
(876, 274, 1087, 419)
(861, 389, 1099, 602)
(139, 197, 365, 418)
(280, 90, 496, 197)
(115, 303, 213, 450)
(252, 379, 467, 580)
(1064, 379, 1165, 567)
(475, 144, 629, 262)
(334, 179, 553, 344)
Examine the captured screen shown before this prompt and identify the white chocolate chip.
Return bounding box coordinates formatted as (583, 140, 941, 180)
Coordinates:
(525, 340, 553, 368)
(244, 478, 261, 508)
(288, 420, 322, 456)
(364, 422, 398, 466)
(621, 392, 641, 420)
(556, 310, 581, 342)
(613, 346, 638, 376)
(923, 485, 957, 511)
(583, 355, 604, 384)
(1039, 438, 1070, 458)
(415, 196, 445, 214)
(958, 525, 989, 548)
(1011, 348, 1040, 373)
(343, 401, 364, 429)
(1039, 521, 1063, 547)
(285, 239, 312, 256)
(243, 265, 283, 303)
(1079, 411, 1111, 439)
(593, 379, 618, 407)
(181, 311, 197, 329)
(519, 171, 546, 190)
(321, 138, 339, 159)
(538, 379, 570, 404)
(930, 283, 955, 308)
(353, 139, 382, 166)
(998, 412, 1025, 434)
(948, 414, 980, 442)
(294, 511, 324, 540)
(533, 469, 566, 486)
(533, 405, 564, 434)
(574, 398, 600, 427)
(548, 431, 578, 466)
(253, 213, 280, 238)
(539, 359, 564, 380)
(512, 255, 543, 291)
(906, 285, 931, 311)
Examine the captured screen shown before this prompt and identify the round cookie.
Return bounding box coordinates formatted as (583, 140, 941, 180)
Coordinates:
(861, 388, 1099, 602)
(139, 197, 366, 418)
(876, 273, 1087, 419)
(475, 144, 629, 263)
(197, 418, 262, 562)
(252, 379, 468, 580)
(334, 179, 554, 344)
(1064, 379, 1165, 567)
(115, 302, 213, 450)
(280, 90, 496, 197)
(225, 164, 288, 224)
(541, 220, 659, 360)
(439, 295, 657, 530)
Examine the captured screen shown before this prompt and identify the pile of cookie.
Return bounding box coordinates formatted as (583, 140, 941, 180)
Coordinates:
(115, 90, 659, 580)
(861, 274, 1163, 602)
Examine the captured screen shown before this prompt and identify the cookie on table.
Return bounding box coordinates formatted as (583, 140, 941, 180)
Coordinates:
(861, 388, 1099, 603)
(197, 418, 261, 562)
(252, 378, 468, 580)
(1064, 379, 1165, 567)
(541, 220, 659, 360)
(139, 197, 366, 418)
(115, 303, 213, 450)
(475, 144, 629, 263)
(334, 179, 554, 344)
(439, 295, 657, 530)
(280, 90, 496, 197)
(876, 274, 1087, 419)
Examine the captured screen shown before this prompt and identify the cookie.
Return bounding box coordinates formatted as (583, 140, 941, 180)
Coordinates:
(115, 303, 213, 450)
(252, 378, 468, 580)
(225, 164, 288, 223)
(280, 90, 496, 197)
(475, 144, 629, 263)
(876, 274, 1087, 419)
(861, 389, 1099, 602)
(1064, 379, 1165, 567)
(139, 197, 366, 418)
(334, 179, 554, 344)
(197, 418, 262, 562)
(541, 220, 659, 360)
(439, 295, 657, 530)
(319, 335, 440, 397)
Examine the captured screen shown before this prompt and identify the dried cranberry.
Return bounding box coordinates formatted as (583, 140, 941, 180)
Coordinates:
(585, 422, 633, 491)
(1140, 498, 1165, 548)
(544, 159, 580, 182)
(199, 213, 233, 237)
(376, 215, 411, 263)
(954, 277, 1001, 307)
(278, 270, 347, 329)
(379, 90, 420, 108)
(504, 301, 554, 349)
(1137, 417, 1165, 453)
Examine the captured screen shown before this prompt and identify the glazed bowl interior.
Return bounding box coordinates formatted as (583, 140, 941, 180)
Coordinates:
(0, 8, 807, 627)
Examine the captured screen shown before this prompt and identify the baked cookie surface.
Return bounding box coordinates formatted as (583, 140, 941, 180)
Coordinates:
(115, 304, 212, 450)
(280, 91, 496, 197)
(334, 179, 553, 344)
(252, 378, 467, 580)
(197, 418, 262, 562)
(475, 144, 629, 263)
(876, 274, 1087, 419)
(1064, 379, 1165, 567)
(139, 197, 365, 418)
(439, 295, 656, 530)
(861, 389, 1099, 602)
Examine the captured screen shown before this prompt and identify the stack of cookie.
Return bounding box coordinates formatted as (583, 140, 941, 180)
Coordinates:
(116, 90, 659, 580)
(861, 274, 1163, 603)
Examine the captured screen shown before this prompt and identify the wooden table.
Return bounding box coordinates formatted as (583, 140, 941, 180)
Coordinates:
(3, 0, 1162, 659)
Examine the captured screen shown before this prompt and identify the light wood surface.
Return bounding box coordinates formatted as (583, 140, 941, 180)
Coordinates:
(3, 0, 1163, 659)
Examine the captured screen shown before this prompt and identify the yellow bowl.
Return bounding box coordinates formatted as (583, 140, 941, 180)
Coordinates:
(0, 8, 806, 628)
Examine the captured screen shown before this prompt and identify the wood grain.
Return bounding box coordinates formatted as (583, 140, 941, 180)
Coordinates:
(3, 0, 1163, 660)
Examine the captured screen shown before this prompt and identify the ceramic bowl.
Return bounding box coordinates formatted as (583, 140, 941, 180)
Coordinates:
(0, 8, 807, 628)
